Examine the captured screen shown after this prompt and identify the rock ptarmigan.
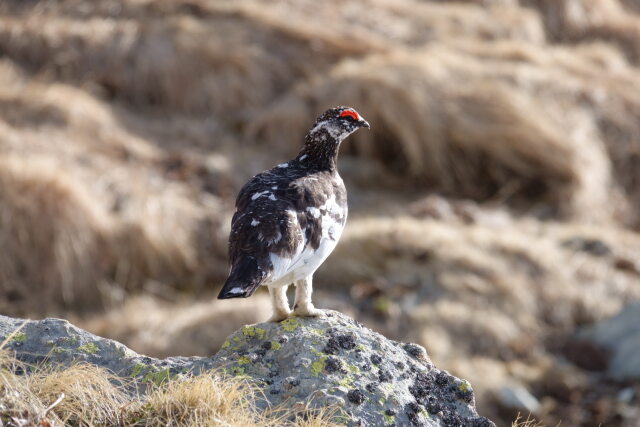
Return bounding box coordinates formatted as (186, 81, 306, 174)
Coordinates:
(218, 107, 370, 321)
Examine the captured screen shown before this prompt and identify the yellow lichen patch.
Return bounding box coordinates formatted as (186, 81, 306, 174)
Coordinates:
(347, 364, 360, 375)
(337, 375, 354, 388)
(311, 356, 328, 377)
(270, 341, 281, 350)
(78, 343, 98, 354)
(383, 411, 395, 425)
(142, 368, 174, 386)
(310, 347, 324, 357)
(221, 340, 231, 349)
(230, 366, 246, 376)
(458, 380, 472, 393)
(241, 326, 266, 340)
(237, 356, 251, 365)
(280, 318, 300, 332)
(11, 333, 27, 343)
(130, 363, 146, 377)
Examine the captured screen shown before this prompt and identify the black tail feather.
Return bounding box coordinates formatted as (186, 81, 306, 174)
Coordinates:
(217, 257, 265, 299)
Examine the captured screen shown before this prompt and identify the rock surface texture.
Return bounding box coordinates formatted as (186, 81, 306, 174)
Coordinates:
(579, 302, 640, 381)
(0, 311, 494, 426)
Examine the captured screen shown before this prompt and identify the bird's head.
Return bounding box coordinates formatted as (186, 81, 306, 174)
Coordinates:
(308, 106, 370, 142)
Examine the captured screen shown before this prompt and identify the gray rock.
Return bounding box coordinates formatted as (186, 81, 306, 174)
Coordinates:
(578, 302, 640, 381)
(0, 311, 494, 426)
(496, 385, 541, 414)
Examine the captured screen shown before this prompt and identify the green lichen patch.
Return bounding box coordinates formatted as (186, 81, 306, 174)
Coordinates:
(337, 375, 354, 388)
(231, 366, 246, 376)
(51, 347, 67, 354)
(237, 356, 251, 365)
(310, 347, 324, 357)
(241, 325, 266, 340)
(58, 336, 79, 346)
(311, 356, 328, 377)
(11, 332, 27, 343)
(347, 364, 360, 374)
(280, 318, 300, 332)
(142, 368, 173, 385)
(383, 412, 395, 425)
(130, 363, 147, 377)
(458, 379, 472, 393)
(270, 341, 281, 350)
(221, 340, 231, 349)
(78, 343, 98, 354)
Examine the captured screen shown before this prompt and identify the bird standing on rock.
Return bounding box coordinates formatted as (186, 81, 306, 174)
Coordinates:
(218, 107, 370, 321)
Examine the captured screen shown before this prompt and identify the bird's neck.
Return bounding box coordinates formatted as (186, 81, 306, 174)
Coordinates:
(298, 129, 342, 171)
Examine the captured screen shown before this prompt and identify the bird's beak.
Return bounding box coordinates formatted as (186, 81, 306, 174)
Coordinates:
(358, 118, 370, 129)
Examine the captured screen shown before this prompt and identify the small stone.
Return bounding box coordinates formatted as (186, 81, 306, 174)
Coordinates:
(385, 408, 397, 416)
(347, 388, 366, 405)
(497, 385, 541, 414)
(404, 343, 430, 364)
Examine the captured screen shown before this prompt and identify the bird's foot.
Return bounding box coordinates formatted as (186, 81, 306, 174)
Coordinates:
(293, 304, 325, 318)
(267, 309, 292, 323)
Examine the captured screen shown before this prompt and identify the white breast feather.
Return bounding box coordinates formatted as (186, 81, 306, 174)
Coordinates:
(266, 196, 346, 287)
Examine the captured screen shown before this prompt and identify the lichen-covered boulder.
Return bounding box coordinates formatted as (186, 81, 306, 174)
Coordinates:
(211, 311, 493, 427)
(0, 312, 494, 426)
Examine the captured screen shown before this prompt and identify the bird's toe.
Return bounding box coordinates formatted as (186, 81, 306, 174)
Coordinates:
(293, 305, 325, 318)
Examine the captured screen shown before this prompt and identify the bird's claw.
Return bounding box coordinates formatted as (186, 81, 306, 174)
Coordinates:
(293, 305, 326, 318)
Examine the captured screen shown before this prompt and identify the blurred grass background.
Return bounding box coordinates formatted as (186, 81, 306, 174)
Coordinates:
(1, 0, 640, 425)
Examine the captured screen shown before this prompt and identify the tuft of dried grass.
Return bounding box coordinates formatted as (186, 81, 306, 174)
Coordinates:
(0, 343, 338, 427)
(27, 363, 129, 425)
(0, 156, 112, 315)
(511, 413, 546, 427)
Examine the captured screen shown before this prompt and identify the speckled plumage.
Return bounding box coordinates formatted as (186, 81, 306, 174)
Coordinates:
(218, 107, 369, 320)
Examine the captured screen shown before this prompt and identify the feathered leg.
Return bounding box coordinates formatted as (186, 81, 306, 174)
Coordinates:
(293, 276, 324, 317)
(267, 285, 291, 322)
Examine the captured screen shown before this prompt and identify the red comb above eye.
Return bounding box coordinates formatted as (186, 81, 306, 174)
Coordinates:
(339, 110, 359, 120)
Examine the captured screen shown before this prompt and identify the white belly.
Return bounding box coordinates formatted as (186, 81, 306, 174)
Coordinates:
(266, 213, 344, 287)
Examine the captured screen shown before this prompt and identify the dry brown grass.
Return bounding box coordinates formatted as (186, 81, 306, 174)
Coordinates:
(251, 40, 640, 223)
(0, 348, 338, 426)
(512, 413, 546, 427)
(0, 66, 231, 315)
(1, 0, 640, 316)
(0, 156, 111, 315)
